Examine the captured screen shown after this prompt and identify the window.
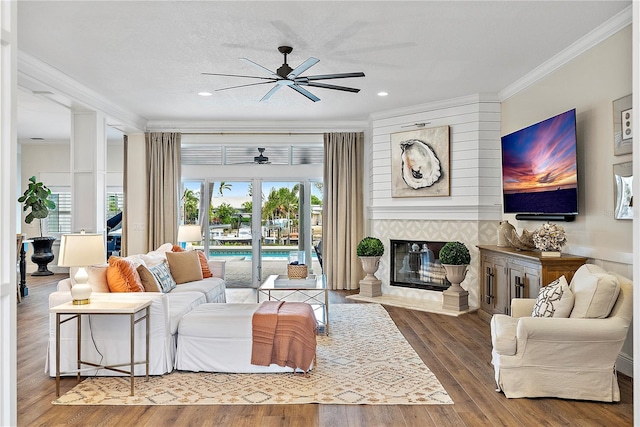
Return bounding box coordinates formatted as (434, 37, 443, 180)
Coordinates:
(48, 192, 71, 233)
(107, 192, 124, 219)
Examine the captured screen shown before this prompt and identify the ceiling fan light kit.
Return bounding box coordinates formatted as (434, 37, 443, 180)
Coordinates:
(203, 46, 365, 102)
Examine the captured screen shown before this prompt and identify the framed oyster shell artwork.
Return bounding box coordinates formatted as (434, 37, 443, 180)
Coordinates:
(391, 125, 450, 197)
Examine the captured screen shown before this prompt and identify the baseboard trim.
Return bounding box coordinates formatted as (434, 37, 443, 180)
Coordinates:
(616, 353, 633, 378)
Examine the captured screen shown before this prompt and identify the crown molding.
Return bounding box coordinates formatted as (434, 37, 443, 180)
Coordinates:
(145, 120, 369, 134)
(17, 51, 147, 133)
(499, 5, 632, 101)
(369, 93, 500, 122)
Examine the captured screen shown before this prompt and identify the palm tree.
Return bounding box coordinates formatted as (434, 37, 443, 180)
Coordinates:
(218, 181, 232, 196)
(181, 189, 199, 224)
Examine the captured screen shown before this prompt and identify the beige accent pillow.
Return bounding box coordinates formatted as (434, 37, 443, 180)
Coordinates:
(87, 264, 110, 292)
(569, 264, 620, 318)
(531, 276, 573, 318)
(165, 251, 203, 284)
(70, 264, 110, 292)
(137, 264, 162, 292)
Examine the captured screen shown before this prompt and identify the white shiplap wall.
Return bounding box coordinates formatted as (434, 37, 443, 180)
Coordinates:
(365, 94, 504, 308)
(369, 94, 502, 220)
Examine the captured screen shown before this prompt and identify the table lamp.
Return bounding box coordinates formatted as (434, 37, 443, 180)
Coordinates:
(177, 224, 202, 250)
(58, 231, 106, 305)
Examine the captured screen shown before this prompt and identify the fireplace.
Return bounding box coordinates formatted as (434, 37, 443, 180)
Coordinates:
(390, 239, 451, 291)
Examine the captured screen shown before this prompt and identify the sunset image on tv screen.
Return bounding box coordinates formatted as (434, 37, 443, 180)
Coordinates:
(501, 109, 578, 214)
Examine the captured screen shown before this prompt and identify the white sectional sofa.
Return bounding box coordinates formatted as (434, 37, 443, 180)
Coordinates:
(46, 245, 226, 377)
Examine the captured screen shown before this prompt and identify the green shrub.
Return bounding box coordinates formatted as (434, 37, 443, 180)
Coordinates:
(356, 237, 384, 257)
(439, 241, 470, 265)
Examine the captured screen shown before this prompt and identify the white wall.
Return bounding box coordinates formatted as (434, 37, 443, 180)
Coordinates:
(368, 94, 503, 308)
(501, 25, 633, 375)
(501, 26, 632, 273)
(19, 140, 124, 272)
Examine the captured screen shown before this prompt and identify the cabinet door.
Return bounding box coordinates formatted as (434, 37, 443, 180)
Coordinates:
(481, 255, 508, 315)
(522, 265, 541, 299)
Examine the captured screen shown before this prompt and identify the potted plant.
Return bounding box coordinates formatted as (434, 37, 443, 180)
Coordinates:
(357, 237, 384, 297)
(18, 176, 57, 276)
(439, 241, 471, 292)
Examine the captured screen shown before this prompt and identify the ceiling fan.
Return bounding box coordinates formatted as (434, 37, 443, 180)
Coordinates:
(253, 147, 270, 164)
(203, 46, 365, 102)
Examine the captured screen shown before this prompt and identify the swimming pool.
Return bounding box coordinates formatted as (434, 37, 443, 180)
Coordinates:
(209, 250, 317, 261)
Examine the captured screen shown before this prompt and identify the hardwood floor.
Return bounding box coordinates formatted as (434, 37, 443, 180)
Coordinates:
(18, 275, 633, 426)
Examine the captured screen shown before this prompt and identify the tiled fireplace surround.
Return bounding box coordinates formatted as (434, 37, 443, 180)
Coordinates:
(370, 219, 498, 311)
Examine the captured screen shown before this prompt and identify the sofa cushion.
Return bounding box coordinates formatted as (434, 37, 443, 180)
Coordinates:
(570, 264, 620, 318)
(137, 265, 162, 292)
(139, 253, 166, 268)
(166, 251, 203, 284)
(148, 262, 177, 293)
(531, 276, 573, 318)
(166, 291, 207, 335)
(491, 314, 519, 356)
(106, 257, 144, 293)
(171, 277, 226, 303)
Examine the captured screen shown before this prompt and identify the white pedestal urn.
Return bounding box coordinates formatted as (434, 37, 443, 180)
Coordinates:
(438, 241, 471, 312)
(442, 264, 469, 311)
(359, 256, 382, 297)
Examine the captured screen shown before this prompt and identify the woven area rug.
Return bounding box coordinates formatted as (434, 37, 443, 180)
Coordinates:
(53, 303, 453, 405)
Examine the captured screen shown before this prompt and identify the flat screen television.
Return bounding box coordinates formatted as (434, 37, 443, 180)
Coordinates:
(501, 109, 578, 220)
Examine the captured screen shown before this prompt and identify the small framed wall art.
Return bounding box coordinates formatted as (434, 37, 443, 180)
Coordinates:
(391, 126, 450, 197)
(613, 94, 632, 155)
(613, 161, 633, 220)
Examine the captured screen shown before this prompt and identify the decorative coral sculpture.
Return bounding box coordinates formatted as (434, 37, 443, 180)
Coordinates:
(532, 223, 567, 252)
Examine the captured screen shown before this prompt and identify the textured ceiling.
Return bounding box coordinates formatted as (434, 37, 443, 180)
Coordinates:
(16, 1, 630, 140)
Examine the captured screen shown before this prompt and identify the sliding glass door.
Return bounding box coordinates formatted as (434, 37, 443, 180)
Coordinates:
(182, 178, 322, 288)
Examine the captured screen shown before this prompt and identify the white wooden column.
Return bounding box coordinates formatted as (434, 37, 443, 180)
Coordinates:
(70, 111, 107, 234)
(0, 1, 18, 424)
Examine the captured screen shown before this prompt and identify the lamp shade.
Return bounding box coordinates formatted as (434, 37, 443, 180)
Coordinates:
(177, 225, 202, 243)
(58, 232, 106, 267)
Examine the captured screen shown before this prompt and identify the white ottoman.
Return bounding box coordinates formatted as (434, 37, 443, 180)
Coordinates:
(175, 303, 310, 373)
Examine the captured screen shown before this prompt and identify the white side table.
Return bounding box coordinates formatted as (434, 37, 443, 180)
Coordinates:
(51, 298, 152, 397)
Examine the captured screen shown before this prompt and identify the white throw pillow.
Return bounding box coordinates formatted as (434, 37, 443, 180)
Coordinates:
(531, 276, 573, 318)
(70, 264, 110, 292)
(87, 264, 110, 292)
(569, 264, 620, 318)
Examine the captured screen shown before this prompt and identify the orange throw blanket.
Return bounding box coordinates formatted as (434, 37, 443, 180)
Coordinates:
(251, 301, 317, 372)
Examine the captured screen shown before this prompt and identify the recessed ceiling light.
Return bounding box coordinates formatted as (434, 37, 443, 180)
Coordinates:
(198, 92, 213, 97)
(377, 91, 388, 97)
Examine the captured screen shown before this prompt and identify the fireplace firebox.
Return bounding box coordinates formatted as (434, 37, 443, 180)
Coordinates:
(390, 239, 451, 291)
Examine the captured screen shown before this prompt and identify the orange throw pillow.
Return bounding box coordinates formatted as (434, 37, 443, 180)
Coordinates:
(172, 245, 185, 252)
(197, 251, 213, 278)
(107, 257, 144, 293)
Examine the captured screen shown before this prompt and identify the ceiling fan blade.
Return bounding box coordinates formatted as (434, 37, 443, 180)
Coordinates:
(287, 57, 320, 79)
(288, 84, 320, 102)
(297, 72, 365, 81)
(240, 58, 280, 78)
(202, 72, 278, 81)
(215, 81, 278, 92)
(297, 81, 361, 93)
(260, 82, 287, 102)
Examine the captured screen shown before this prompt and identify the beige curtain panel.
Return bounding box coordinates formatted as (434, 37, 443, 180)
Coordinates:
(145, 132, 181, 250)
(323, 132, 364, 290)
(121, 135, 129, 256)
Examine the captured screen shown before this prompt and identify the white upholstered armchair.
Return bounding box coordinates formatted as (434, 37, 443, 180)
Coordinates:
(490, 264, 632, 402)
